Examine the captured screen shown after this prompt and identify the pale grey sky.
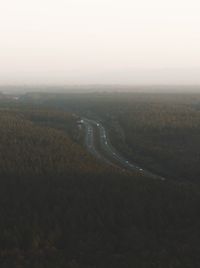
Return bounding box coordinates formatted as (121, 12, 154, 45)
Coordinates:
(0, 0, 200, 85)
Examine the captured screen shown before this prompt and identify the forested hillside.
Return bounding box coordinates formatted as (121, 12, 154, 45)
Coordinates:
(102, 94, 200, 182)
(34, 92, 200, 183)
(0, 109, 102, 177)
(1, 102, 200, 267)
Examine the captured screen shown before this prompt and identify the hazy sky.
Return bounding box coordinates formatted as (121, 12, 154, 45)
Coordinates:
(0, 0, 200, 85)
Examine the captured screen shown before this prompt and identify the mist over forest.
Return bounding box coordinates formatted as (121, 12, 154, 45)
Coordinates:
(1, 0, 200, 266)
(0, 90, 200, 267)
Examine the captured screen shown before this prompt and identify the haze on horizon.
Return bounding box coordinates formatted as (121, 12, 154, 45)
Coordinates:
(0, 0, 200, 86)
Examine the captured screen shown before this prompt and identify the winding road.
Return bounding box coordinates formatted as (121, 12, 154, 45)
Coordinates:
(82, 118, 165, 180)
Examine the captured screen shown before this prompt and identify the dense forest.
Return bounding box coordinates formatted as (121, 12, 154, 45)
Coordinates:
(1, 96, 200, 267)
(101, 94, 200, 183)
(29, 92, 200, 183)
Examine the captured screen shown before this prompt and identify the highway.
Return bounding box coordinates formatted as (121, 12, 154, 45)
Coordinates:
(83, 118, 112, 165)
(82, 118, 165, 180)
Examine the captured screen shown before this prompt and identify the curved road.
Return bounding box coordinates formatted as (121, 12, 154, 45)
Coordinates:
(82, 118, 165, 181)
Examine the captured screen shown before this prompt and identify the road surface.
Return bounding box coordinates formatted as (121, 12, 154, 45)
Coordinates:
(82, 118, 165, 180)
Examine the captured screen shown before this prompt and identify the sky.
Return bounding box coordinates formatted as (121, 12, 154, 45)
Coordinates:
(0, 0, 200, 85)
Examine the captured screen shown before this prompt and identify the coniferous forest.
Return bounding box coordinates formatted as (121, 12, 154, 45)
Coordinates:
(1, 93, 200, 267)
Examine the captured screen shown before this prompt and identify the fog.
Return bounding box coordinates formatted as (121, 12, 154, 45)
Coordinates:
(0, 0, 200, 85)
